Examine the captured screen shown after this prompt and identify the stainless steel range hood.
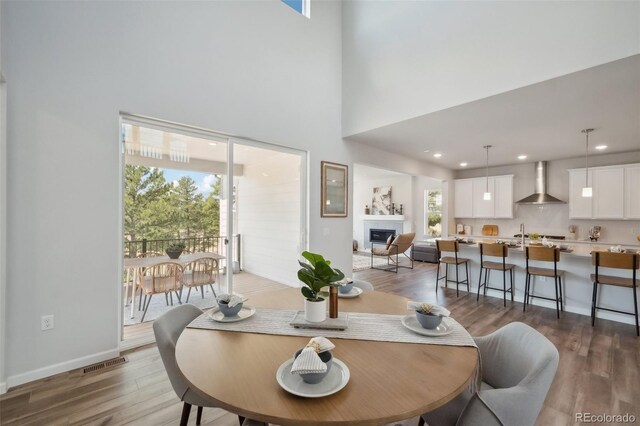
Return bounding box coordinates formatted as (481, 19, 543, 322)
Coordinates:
(515, 161, 566, 204)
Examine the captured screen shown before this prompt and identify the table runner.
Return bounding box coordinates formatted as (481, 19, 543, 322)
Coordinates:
(187, 307, 476, 348)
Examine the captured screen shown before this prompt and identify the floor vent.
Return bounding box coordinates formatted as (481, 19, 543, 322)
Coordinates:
(83, 356, 127, 374)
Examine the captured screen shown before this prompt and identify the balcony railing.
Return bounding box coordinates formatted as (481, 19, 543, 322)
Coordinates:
(124, 234, 242, 270)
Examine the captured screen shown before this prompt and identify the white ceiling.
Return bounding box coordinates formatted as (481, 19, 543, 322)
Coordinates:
(345, 55, 640, 170)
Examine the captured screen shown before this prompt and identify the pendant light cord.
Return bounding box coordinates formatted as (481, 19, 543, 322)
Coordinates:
(582, 129, 593, 187)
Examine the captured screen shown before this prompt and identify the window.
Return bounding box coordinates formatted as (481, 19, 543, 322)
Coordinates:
(282, 0, 310, 18)
(425, 190, 442, 237)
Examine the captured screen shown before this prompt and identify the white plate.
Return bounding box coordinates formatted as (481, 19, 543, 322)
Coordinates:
(401, 315, 454, 337)
(276, 357, 350, 398)
(208, 305, 256, 323)
(338, 287, 363, 299)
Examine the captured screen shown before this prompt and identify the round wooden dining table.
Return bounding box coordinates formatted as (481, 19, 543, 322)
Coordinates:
(175, 288, 478, 426)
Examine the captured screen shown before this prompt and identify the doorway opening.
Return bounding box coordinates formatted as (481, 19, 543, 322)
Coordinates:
(119, 116, 306, 345)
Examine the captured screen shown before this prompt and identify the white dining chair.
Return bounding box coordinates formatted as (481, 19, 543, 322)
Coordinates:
(420, 322, 559, 426)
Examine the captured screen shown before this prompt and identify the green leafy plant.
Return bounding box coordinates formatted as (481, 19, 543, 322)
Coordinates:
(167, 241, 186, 251)
(297, 251, 345, 302)
(529, 233, 541, 241)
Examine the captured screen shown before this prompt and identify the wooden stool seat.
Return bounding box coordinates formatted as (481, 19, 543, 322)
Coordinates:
(482, 261, 515, 271)
(440, 256, 470, 265)
(528, 266, 565, 278)
(524, 246, 564, 318)
(591, 251, 639, 336)
(477, 243, 514, 307)
(436, 240, 470, 297)
(589, 273, 635, 288)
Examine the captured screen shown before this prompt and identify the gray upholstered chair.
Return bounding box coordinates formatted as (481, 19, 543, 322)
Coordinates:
(153, 305, 267, 426)
(420, 322, 559, 426)
(353, 279, 374, 292)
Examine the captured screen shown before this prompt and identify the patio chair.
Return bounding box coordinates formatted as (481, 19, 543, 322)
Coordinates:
(182, 257, 219, 303)
(370, 232, 415, 273)
(140, 262, 184, 322)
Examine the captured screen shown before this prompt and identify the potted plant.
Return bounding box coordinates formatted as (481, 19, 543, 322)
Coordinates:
(529, 233, 542, 245)
(165, 242, 186, 259)
(297, 251, 345, 323)
(415, 303, 443, 329)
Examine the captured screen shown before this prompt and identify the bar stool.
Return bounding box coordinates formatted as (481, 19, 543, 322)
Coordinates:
(523, 246, 564, 318)
(591, 251, 639, 336)
(477, 243, 515, 307)
(435, 240, 470, 297)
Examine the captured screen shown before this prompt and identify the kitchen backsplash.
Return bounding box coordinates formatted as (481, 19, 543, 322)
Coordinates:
(455, 204, 640, 245)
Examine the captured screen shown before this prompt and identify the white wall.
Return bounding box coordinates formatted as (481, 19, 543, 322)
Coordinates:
(2, 0, 352, 387)
(347, 140, 455, 245)
(0, 0, 6, 393)
(342, 1, 640, 136)
(454, 151, 640, 244)
(237, 152, 301, 286)
(353, 174, 413, 250)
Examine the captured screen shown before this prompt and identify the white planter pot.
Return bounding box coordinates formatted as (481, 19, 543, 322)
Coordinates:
(304, 298, 327, 323)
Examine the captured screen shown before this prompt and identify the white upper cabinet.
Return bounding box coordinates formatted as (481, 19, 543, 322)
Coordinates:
(494, 175, 514, 218)
(454, 175, 513, 219)
(593, 167, 624, 219)
(454, 179, 473, 218)
(569, 163, 639, 220)
(625, 165, 640, 219)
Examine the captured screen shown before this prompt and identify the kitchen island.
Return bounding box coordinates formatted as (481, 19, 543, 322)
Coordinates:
(443, 235, 640, 325)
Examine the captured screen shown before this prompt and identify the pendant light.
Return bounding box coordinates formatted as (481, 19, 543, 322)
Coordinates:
(483, 145, 492, 201)
(581, 128, 594, 198)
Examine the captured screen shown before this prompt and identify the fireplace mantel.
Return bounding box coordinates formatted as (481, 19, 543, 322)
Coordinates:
(361, 215, 405, 221)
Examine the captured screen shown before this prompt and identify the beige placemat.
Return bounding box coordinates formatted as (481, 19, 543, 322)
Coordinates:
(188, 307, 476, 348)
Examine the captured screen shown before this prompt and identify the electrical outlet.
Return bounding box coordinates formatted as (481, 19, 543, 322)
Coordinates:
(41, 315, 54, 331)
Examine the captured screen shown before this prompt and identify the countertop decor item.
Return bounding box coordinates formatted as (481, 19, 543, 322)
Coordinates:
(298, 251, 345, 323)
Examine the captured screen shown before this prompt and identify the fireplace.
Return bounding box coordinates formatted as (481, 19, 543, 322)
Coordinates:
(369, 228, 395, 247)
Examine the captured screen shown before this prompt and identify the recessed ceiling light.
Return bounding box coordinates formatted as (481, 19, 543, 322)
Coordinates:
(517, 155, 527, 160)
(460, 162, 468, 167)
(433, 153, 442, 158)
(262, 172, 269, 177)
(423, 149, 430, 153)
(595, 145, 608, 150)
(208, 142, 217, 146)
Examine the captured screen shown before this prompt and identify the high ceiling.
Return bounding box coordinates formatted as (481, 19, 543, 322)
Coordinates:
(345, 55, 640, 170)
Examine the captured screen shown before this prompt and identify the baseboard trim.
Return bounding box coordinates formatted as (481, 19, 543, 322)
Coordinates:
(119, 333, 156, 351)
(6, 348, 120, 390)
(0, 381, 7, 395)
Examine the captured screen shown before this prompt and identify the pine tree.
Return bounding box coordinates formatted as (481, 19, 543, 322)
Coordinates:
(124, 165, 172, 244)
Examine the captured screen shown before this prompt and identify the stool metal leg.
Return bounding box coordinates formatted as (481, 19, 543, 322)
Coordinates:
(523, 273, 530, 313)
(633, 284, 639, 336)
(591, 281, 598, 327)
(435, 262, 440, 294)
(554, 276, 560, 319)
(477, 266, 484, 301)
(510, 269, 514, 302)
(559, 276, 564, 311)
(455, 263, 459, 297)
(502, 268, 507, 307)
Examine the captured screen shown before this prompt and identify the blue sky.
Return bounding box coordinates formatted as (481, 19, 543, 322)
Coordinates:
(162, 168, 218, 195)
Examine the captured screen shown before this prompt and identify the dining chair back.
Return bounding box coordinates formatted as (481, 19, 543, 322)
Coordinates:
(421, 322, 559, 426)
(590, 251, 639, 336)
(436, 239, 458, 253)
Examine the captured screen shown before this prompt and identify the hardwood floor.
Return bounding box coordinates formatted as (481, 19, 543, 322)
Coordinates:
(2, 261, 638, 425)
